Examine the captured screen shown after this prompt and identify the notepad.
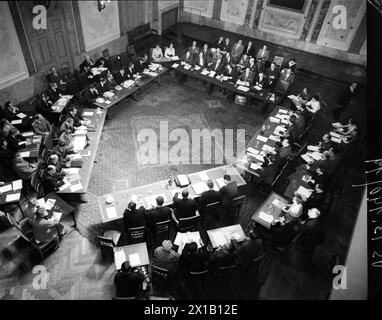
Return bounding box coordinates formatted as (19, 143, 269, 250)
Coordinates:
(11, 119, 22, 125)
(256, 135, 268, 143)
(247, 147, 259, 155)
(176, 174, 189, 187)
(53, 211, 62, 221)
(19, 151, 30, 158)
(301, 154, 314, 164)
(114, 249, 126, 269)
(296, 186, 313, 199)
(307, 145, 320, 152)
(83, 111, 94, 116)
(45, 198, 56, 210)
(311, 152, 322, 161)
(209, 71, 216, 77)
(201, 70, 209, 75)
(106, 206, 117, 219)
(269, 116, 280, 123)
(213, 232, 227, 247)
(250, 162, 262, 170)
(237, 85, 249, 92)
(269, 135, 279, 142)
(272, 198, 284, 209)
(259, 211, 274, 223)
(22, 131, 34, 137)
(6, 193, 20, 202)
(278, 109, 288, 114)
(12, 180, 22, 191)
(0, 184, 12, 193)
(262, 144, 275, 153)
(194, 65, 201, 70)
(191, 182, 209, 195)
(254, 85, 262, 91)
(17, 113, 27, 119)
(70, 183, 83, 192)
(127, 253, 141, 267)
(184, 64, 191, 70)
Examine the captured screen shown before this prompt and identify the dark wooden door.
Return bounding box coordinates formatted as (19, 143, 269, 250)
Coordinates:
(162, 7, 178, 33)
(34, 14, 72, 72)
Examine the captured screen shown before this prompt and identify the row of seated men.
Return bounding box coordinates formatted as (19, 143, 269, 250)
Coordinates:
(152, 38, 297, 90)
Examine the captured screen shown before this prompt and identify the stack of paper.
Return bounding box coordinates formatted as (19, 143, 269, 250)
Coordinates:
(19, 151, 30, 158)
(254, 154, 265, 162)
(311, 152, 323, 161)
(194, 65, 201, 70)
(215, 178, 226, 189)
(331, 136, 342, 143)
(259, 211, 274, 223)
(237, 85, 249, 92)
(250, 162, 262, 170)
(183, 64, 191, 70)
(201, 70, 210, 75)
(330, 131, 341, 138)
(58, 179, 71, 191)
(5, 193, 21, 202)
(272, 198, 285, 209)
(106, 206, 117, 219)
(73, 136, 86, 151)
(176, 174, 189, 187)
(191, 182, 209, 195)
(247, 147, 259, 155)
(11, 119, 22, 125)
(256, 135, 268, 142)
(172, 63, 179, 68)
(17, 113, 27, 119)
(172, 56, 179, 61)
(269, 135, 279, 142)
(83, 111, 94, 117)
(96, 97, 105, 103)
(278, 109, 288, 114)
(45, 198, 56, 210)
(149, 64, 160, 71)
(0, 184, 12, 193)
(254, 85, 262, 91)
(262, 144, 275, 153)
(307, 145, 320, 152)
(296, 186, 313, 199)
(12, 180, 22, 191)
(114, 249, 126, 269)
(270, 116, 280, 123)
(209, 71, 216, 77)
(22, 131, 34, 137)
(301, 154, 314, 164)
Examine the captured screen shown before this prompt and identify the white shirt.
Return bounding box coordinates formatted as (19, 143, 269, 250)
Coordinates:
(165, 47, 175, 58)
(152, 47, 163, 60)
(306, 100, 321, 113)
(288, 202, 303, 218)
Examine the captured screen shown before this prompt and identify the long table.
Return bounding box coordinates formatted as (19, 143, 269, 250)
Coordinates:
(57, 108, 106, 194)
(236, 106, 290, 176)
(169, 63, 282, 106)
(98, 164, 246, 223)
(93, 67, 168, 110)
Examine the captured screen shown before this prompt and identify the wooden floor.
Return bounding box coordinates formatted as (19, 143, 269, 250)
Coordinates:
(0, 25, 367, 300)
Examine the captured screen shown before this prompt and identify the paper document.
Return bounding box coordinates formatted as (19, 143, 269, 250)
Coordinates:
(172, 56, 179, 60)
(262, 144, 275, 153)
(83, 111, 94, 117)
(311, 152, 322, 161)
(307, 145, 320, 152)
(296, 186, 313, 199)
(331, 122, 342, 128)
(254, 85, 262, 91)
(73, 136, 86, 151)
(183, 64, 191, 70)
(12, 179, 23, 191)
(191, 182, 209, 195)
(172, 63, 179, 68)
(53, 211, 62, 221)
(19, 151, 30, 158)
(17, 113, 27, 119)
(250, 162, 262, 171)
(213, 232, 227, 247)
(269, 116, 280, 123)
(11, 119, 22, 125)
(269, 135, 279, 142)
(58, 180, 71, 191)
(45, 198, 56, 210)
(215, 178, 226, 189)
(201, 70, 209, 75)
(278, 109, 288, 114)
(272, 198, 284, 209)
(194, 65, 201, 70)
(256, 135, 268, 143)
(70, 183, 83, 192)
(254, 154, 265, 162)
(106, 206, 117, 219)
(331, 137, 342, 143)
(96, 98, 104, 103)
(247, 147, 259, 155)
(6, 193, 20, 202)
(301, 154, 314, 164)
(0, 184, 12, 193)
(209, 71, 216, 77)
(199, 171, 209, 181)
(177, 174, 189, 187)
(259, 211, 274, 224)
(22, 131, 34, 137)
(114, 249, 126, 269)
(128, 253, 141, 267)
(237, 85, 249, 92)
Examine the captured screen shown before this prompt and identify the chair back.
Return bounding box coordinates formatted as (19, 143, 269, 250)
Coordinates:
(178, 215, 199, 232)
(31, 172, 45, 196)
(214, 264, 237, 284)
(276, 79, 290, 95)
(231, 195, 246, 218)
(110, 55, 122, 72)
(7, 212, 34, 238)
(273, 56, 284, 67)
(153, 220, 170, 245)
(127, 45, 137, 60)
(78, 72, 89, 90)
(152, 265, 169, 281)
(205, 201, 220, 214)
(119, 52, 129, 68)
(127, 226, 147, 244)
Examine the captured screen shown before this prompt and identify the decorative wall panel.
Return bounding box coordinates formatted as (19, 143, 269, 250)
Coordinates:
(316, 0, 365, 51)
(183, 0, 214, 18)
(257, 0, 312, 39)
(220, 0, 249, 25)
(0, 2, 29, 89)
(159, 0, 179, 11)
(78, 0, 120, 51)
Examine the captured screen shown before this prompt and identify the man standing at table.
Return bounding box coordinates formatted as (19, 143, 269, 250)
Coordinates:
(219, 174, 238, 212)
(172, 190, 199, 225)
(83, 84, 99, 108)
(123, 200, 146, 230)
(333, 82, 358, 121)
(146, 196, 173, 230)
(188, 41, 199, 64)
(199, 180, 221, 208)
(231, 39, 244, 63)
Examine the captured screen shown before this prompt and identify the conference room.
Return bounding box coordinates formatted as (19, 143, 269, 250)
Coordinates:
(0, 0, 368, 301)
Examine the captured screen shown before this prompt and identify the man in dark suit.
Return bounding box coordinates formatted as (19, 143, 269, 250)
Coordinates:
(238, 68, 255, 85)
(146, 195, 172, 228)
(125, 62, 136, 79)
(181, 241, 208, 273)
(216, 36, 224, 50)
(114, 68, 128, 85)
(254, 72, 267, 88)
(82, 84, 99, 108)
(48, 68, 67, 93)
(172, 190, 199, 224)
(135, 54, 149, 73)
(96, 77, 110, 94)
(182, 51, 194, 65)
(219, 174, 238, 209)
(298, 208, 324, 253)
(265, 62, 279, 88)
(195, 52, 207, 68)
(123, 201, 146, 231)
(244, 41, 256, 57)
(333, 82, 358, 121)
(201, 43, 210, 58)
(222, 38, 231, 53)
(47, 82, 63, 103)
(256, 45, 270, 64)
(288, 115, 299, 144)
(248, 57, 257, 73)
(230, 40, 244, 63)
(36, 92, 53, 120)
(3, 101, 20, 121)
(188, 41, 199, 63)
(42, 165, 65, 193)
(209, 58, 224, 74)
(199, 180, 221, 208)
(231, 231, 264, 270)
(114, 261, 144, 298)
(224, 64, 238, 82)
(51, 140, 74, 166)
(222, 52, 233, 67)
(64, 105, 83, 128)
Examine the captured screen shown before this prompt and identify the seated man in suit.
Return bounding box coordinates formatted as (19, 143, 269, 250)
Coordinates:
(94, 56, 110, 69)
(63, 105, 84, 128)
(222, 38, 231, 53)
(123, 200, 146, 232)
(82, 84, 99, 109)
(46, 154, 66, 179)
(195, 52, 207, 68)
(135, 54, 149, 73)
(3, 101, 20, 121)
(265, 62, 279, 89)
(207, 241, 236, 271)
(48, 67, 65, 85)
(58, 127, 74, 151)
(297, 208, 324, 253)
(182, 51, 194, 65)
(151, 44, 163, 62)
(199, 180, 221, 209)
(96, 77, 110, 95)
(79, 55, 95, 72)
(47, 82, 63, 103)
(145, 195, 173, 231)
(238, 67, 255, 85)
(222, 52, 233, 67)
(256, 45, 270, 65)
(244, 41, 256, 57)
(216, 36, 224, 50)
(2, 124, 26, 154)
(51, 139, 75, 167)
(237, 54, 250, 71)
(60, 117, 75, 135)
(32, 206, 66, 242)
(209, 58, 224, 74)
(257, 155, 284, 185)
(288, 115, 299, 144)
(32, 113, 51, 138)
(126, 62, 137, 79)
(201, 43, 210, 59)
(231, 231, 265, 270)
(219, 174, 238, 210)
(0, 137, 14, 177)
(279, 68, 295, 84)
(13, 152, 37, 181)
(247, 57, 257, 74)
(231, 39, 244, 63)
(254, 72, 267, 88)
(42, 165, 65, 193)
(36, 92, 54, 121)
(318, 133, 333, 152)
(284, 58, 297, 73)
(223, 64, 238, 82)
(114, 261, 145, 298)
(172, 190, 199, 225)
(114, 68, 128, 85)
(105, 70, 117, 87)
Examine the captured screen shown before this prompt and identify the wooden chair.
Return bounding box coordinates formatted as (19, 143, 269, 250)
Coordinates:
(231, 195, 246, 219)
(275, 79, 290, 96)
(153, 220, 171, 246)
(203, 201, 221, 224)
(151, 265, 170, 295)
(30, 172, 45, 197)
(185, 269, 209, 297)
(178, 215, 200, 232)
(213, 264, 237, 287)
(97, 229, 121, 260)
(127, 226, 147, 244)
(6, 212, 33, 236)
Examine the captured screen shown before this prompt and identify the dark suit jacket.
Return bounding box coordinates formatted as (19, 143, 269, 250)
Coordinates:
(256, 49, 269, 62)
(219, 181, 238, 207)
(244, 44, 256, 57)
(298, 218, 324, 250)
(216, 40, 224, 50)
(195, 56, 207, 68)
(337, 87, 355, 108)
(222, 42, 231, 52)
(254, 74, 267, 87)
(208, 248, 236, 271)
(47, 87, 62, 102)
(83, 88, 99, 108)
(239, 71, 255, 85)
(146, 206, 171, 227)
(106, 77, 117, 88)
(266, 66, 279, 80)
(210, 61, 224, 74)
(173, 194, 199, 219)
(96, 82, 110, 94)
(288, 123, 299, 143)
(135, 60, 149, 73)
(224, 67, 238, 82)
(114, 270, 143, 298)
(199, 190, 221, 208)
(36, 97, 53, 117)
(123, 206, 146, 230)
(248, 62, 258, 73)
(125, 67, 136, 79)
(114, 70, 128, 84)
(181, 245, 208, 272)
(232, 238, 264, 269)
(42, 172, 64, 194)
(222, 56, 233, 67)
(3, 107, 19, 121)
